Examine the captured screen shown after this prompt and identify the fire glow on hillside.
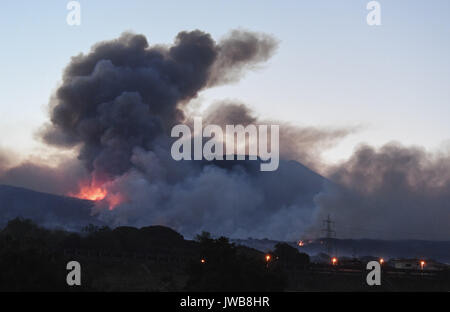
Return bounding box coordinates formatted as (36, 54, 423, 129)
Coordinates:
(72, 185, 107, 201)
(68, 182, 124, 210)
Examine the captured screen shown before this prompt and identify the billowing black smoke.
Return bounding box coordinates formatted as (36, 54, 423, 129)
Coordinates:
(2, 29, 448, 241)
(41, 30, 277, 183)
(310, 143, 450, 240)
(202, 101, 354, 171)
(31, 29, 339, 240)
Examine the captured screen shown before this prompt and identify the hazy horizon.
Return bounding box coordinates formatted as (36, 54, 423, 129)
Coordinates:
(1, 1, 450, 241)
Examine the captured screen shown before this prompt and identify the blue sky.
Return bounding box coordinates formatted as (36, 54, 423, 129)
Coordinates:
(1, 0, 449, 164)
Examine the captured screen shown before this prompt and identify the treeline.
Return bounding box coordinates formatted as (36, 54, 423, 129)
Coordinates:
(0, 218, 310, 291)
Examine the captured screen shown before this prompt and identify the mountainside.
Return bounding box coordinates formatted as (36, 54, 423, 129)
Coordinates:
(1, 183, 449, 263)
(0, 184, 101, 231)
(0, 158, 329, 239)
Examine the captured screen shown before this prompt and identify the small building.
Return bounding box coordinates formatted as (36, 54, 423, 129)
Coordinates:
(389, 258, 445, 271)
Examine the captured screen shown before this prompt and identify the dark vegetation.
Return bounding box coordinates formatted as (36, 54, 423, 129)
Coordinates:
(1, 218, 449, 292)
(185, 232, 287, 291)
(0, 218, 297, 291)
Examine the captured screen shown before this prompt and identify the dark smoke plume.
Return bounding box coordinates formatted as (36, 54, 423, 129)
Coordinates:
(0, 158, 88, 195)
(309, 143, 450, 240)
(32, 29, 333, 240)
(41, 30, 277, 183)
(3, 29, 448, 242)
(202, 101, 355, 171)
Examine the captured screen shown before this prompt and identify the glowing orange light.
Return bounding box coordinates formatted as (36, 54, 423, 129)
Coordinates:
(106, 192, 125, 210)
(68, 182, 125, 210)
(201, 258, 206, 264)
(70, 185, 107, 201)
(379, 258, 385, 265)
(265, 254, 272, 262)
(298, 240, 304, 247)
(331, 257, 338, 265)
(420, 260, 426, 270)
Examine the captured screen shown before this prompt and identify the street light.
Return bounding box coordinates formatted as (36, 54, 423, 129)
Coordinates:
(331, 257, 338, 266)
(420, 260, 426, 270)
(379, 258, 385, 265)
(265, 254, 272, 269)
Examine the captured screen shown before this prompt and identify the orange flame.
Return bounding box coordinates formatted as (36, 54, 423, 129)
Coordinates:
(68, 182, 125, 210)
(106, 192, 125, 211)
(420, 260, 426, 269)
(71, 185, 107, 201)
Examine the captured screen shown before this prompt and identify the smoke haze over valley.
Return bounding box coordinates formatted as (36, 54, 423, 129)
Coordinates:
(0, 29, 449, 242)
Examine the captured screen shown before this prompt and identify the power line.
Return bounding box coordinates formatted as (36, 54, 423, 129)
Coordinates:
(322, 214, 336, 256)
